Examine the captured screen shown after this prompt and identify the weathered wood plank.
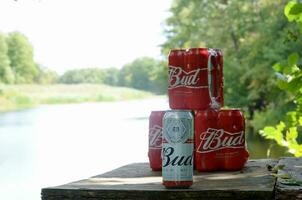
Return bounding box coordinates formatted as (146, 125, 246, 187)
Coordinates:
(42, 159, 277, 200)
(275, 157, 302, 200)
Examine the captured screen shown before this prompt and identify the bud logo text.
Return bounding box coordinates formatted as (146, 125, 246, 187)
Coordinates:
(168, 66, 207, 89)
(149, 125, 162, 149)
(197, 128, 245, 153)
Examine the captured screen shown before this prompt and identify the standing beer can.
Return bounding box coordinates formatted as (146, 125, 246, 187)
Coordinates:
(213, 49, 224, 107)
(148, 111, 165, 171)
(194, 109, 219, 171)
(195, 108, 249, 171)
(168, 48, 223, 110)
(168, 49, 187, 109)
(162, 110, 194, 188)
(217, 109, 249, 171)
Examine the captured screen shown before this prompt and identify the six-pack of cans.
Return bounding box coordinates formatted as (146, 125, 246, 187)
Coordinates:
(148, 48, 249, 188)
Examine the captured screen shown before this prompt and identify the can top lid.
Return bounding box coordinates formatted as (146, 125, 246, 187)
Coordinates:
(187, 47, 222, 51)
(169, 49, 186, 53)
(187, 47, 208, 51)
(166, 109, 192, 112)
(151, 110, 166, 113)
(220, 108, 242, 112)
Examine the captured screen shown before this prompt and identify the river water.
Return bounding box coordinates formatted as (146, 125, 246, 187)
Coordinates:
(0, 97, 288, 200)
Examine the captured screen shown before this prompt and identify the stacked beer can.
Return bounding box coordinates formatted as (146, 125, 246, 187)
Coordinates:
(148, 48, 249, 188)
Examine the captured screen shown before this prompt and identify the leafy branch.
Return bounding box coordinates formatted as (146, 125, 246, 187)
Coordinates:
(260, 1, 302, 157)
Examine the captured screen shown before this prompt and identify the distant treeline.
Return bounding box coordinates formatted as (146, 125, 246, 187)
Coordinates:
(0, 31, 167, 94)
(59, 58, 167, 94)
(0, 32, 58, 84)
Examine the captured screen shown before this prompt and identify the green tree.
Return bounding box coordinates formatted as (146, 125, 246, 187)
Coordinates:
(35, 65, 58, 84)
(0, 33, 14, 83)
(6, 32, 38, 83)
(103, 67, 119, 86)
(260, 1, 302, 157)
(118, 57, 167, 93)
(150, 61, 168, 94)
(118, 65, 131, 87)
(59, 68, 105, 84)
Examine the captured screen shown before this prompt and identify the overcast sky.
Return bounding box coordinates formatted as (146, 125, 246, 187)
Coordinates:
(0, 0, 172, 74)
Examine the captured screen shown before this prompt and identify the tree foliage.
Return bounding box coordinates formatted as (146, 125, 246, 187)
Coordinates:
(260, 1, 302, 157)
(59, 58, 167, 94)
(118, 57, 167, 94)
(0, 31, 57, 84)
(59, 68, 105, 84)
(6, 32, 39, 83)
(35, 65, 58, 84)
(0, 33, 14, 84)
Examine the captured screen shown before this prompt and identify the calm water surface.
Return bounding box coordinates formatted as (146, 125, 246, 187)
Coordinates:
(0, 97, 288, 200)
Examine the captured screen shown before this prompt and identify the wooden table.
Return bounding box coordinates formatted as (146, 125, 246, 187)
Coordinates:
(41, 158, 302, 200)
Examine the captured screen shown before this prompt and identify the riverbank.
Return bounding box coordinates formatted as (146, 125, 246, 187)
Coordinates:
(0, 84, 153, 112)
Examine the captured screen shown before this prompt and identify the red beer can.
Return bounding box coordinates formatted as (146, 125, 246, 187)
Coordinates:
(168, 48, 223, 110)
(194, 109, 249, 171)
(194, 109, 220, 171)
(168, 49, 187, 109)
(218, 109, 249, 170)
(148, 111, 165, 171)
(213, 49, 224, 105)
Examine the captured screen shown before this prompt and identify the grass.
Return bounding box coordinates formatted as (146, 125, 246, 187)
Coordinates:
(0, 84, 153, 112)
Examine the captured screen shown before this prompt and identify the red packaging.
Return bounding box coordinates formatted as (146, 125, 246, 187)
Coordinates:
(194, 109, 249, 171)
(148, 111, 165, 171)
(167, 49, 187, 108)
(213, 49, 224, 105)
(218, 109, 249, 170)
(194, 109, 220, 171)
(168, 48, 223, 110)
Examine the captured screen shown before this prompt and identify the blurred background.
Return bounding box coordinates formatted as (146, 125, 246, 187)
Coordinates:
(0, 0, 301, 199)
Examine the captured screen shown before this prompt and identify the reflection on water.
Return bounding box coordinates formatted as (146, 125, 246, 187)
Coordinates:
(0, 97, 289, 200)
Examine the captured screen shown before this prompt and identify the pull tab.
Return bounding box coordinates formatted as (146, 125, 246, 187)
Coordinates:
(207, 48, 220, 110)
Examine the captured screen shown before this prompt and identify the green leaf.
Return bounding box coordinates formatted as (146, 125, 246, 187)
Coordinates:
(277, 121, 286, 132)
(298, 21, 302, 33)
(271, 173, 291, 179)
(283, 65, 299, 75)
(287, 76, 302, 93)
(277, 79, 288, 90)
(299, 116, 302, 125)
(261, 125, 285, 146)
(286, 111, 297, 126)
(289, 3, 302, 15)
(260, 126, 276, 139)
(273, 63, 283, 72)
(286, 127, 298, 141)
(280, 179, 302, 186)
(271, 164, 285, 173)
(279, 173, 291, 179)
(288, 53, 299, 66)
(285, 1, 299, 22)
(293, 145, 302, 157)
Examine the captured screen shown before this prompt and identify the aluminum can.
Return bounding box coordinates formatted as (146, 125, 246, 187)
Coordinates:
(148, 111, 165, 171)
(218, 109, 249, 170)
(213, 49, 224, 106)
(194, 109, 219, 171)
(194, 109, 249, 171)
(162, 110, 194, 188)
(167, 49, 187, 109)
(168, 48, 223, 110)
